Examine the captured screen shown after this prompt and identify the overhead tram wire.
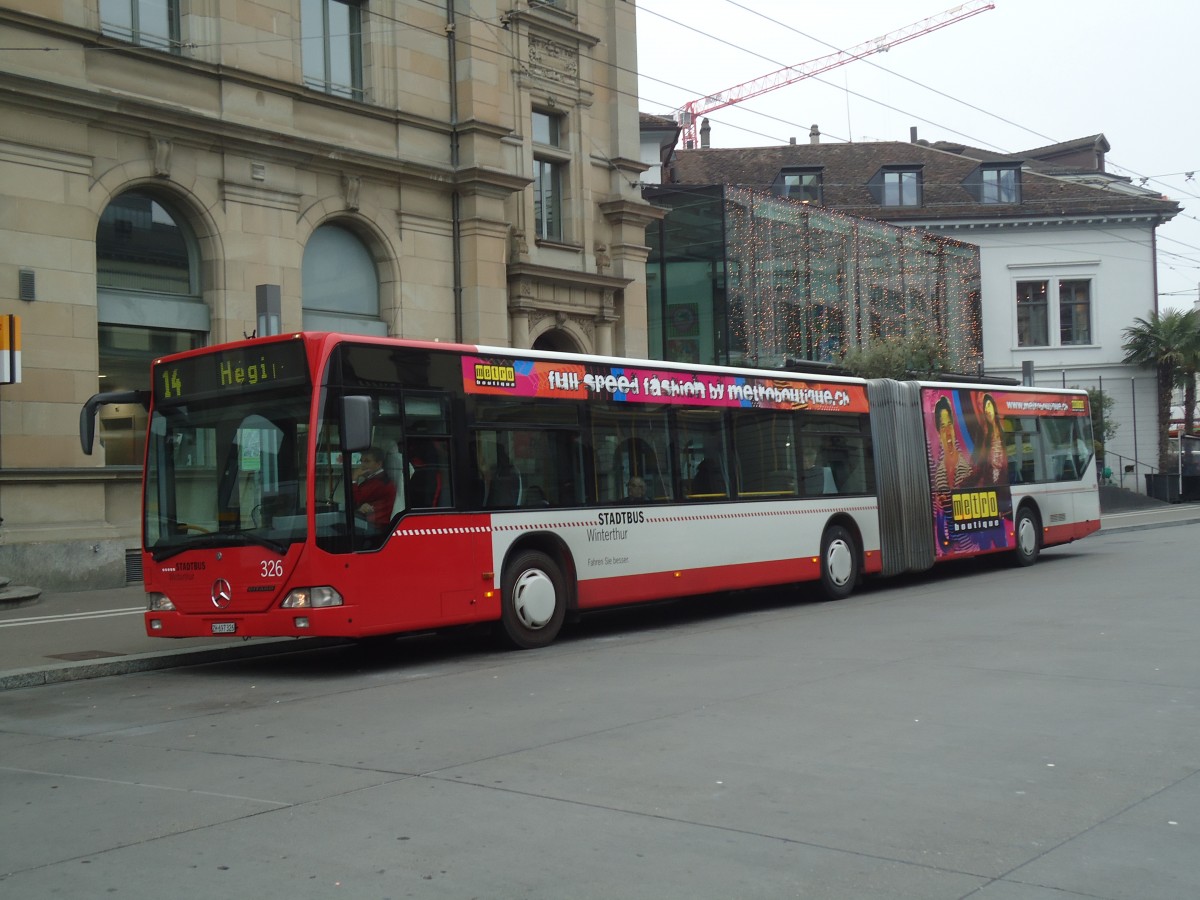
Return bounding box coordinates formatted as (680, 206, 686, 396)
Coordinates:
(713, 0, 1053, 154)
(640, 0, 1200, 282)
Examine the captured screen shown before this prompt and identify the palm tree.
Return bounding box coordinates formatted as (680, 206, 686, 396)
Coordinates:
(1122, 308, 1200, 471)
(1179, 323, 1200, 438)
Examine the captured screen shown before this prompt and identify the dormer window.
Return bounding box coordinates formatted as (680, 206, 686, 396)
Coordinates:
(778, 168, 823, 204)
(981, 165, 1020, 204)
(877, 167, 922, 207)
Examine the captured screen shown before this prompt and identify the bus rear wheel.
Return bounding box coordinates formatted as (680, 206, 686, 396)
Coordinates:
(500, 550, 567, 649)
(819, 524, 858, 601)
(1013, 506, 1041, 567)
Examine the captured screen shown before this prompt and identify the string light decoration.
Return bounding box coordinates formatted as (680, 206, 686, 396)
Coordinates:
(649, 185, 983, 373)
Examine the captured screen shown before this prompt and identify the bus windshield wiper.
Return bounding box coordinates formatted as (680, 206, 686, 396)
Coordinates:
(151, 529, 288, 562)
(222, 528, 289, 555)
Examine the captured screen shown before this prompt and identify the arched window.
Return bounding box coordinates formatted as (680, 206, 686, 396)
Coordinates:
(96, 190, 207, 464)
(302, 223, 384, 335)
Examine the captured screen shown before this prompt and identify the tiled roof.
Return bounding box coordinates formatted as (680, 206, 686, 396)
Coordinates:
(640, 112, 679, 130)
(670, 139, 1179, 223)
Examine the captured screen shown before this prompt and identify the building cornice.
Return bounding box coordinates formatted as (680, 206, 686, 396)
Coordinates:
(899, 212, 1169, 232)
(507, 261, 632, 292)
(599, 198, 667, 228)
(454, 166, 531, 198)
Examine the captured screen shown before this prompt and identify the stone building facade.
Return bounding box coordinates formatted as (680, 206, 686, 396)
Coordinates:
(0, 1, 660, 589)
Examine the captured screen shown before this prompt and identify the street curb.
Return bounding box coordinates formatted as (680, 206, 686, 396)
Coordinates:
(0, 636, 350, 691)
(1098, 515, 1200, 535)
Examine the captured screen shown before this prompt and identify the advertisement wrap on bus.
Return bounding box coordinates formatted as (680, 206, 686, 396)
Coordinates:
(923, 386, 1096, 561)
(462, 355, 872, 413)
(80, 333, 1101, 650)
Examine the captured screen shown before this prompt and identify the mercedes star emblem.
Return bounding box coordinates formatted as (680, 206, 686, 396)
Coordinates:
(211, 578, 233, 609)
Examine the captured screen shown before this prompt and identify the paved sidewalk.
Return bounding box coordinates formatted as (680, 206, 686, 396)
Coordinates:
(3, 503, 1199, 691)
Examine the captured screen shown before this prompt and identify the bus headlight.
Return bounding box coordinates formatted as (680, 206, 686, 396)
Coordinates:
(281, 586, 344, 609)
(147, 593, 176, 611)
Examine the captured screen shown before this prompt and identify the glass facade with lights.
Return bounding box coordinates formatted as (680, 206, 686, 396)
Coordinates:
(645, 185, 982, 373)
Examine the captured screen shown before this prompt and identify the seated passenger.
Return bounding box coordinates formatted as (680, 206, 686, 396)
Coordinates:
(623, 476, 651, 504)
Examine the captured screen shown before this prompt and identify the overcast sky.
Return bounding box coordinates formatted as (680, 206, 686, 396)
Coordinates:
(635, 0, 1200, 314)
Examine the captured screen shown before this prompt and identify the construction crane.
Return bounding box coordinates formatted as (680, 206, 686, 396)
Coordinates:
(675, 0, 995, 149)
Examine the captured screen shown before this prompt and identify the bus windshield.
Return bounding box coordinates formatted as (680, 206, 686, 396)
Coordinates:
(144, 391, 311, 560)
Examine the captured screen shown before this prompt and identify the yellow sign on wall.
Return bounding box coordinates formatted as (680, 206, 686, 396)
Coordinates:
(0, 314, 21, 384)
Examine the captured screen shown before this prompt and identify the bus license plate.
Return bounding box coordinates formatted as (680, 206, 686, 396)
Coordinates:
(211, 622, 237, 635)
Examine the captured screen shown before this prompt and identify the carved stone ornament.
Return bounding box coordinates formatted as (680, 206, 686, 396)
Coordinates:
(342, 175, 361, 211)
(528, 35, 578, 86)
(531, 310, 594, 342)
(509, 227, 530, 263)
(152, 137, 172, 178)
(594, 242, 611, 274)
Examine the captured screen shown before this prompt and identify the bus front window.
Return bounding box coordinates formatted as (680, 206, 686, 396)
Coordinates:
(145, 394, 310, 558)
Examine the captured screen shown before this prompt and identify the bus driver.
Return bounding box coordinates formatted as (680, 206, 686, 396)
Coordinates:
(352, 447, 396, 528)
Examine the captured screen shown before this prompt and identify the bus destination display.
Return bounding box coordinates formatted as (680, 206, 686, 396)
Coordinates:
(154, 339, 309, 403)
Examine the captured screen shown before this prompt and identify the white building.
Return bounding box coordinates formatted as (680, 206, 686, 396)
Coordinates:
(670, 131, 1180, 489)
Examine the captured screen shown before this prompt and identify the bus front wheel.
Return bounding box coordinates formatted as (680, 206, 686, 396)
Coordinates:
(500, 550, 567, 649)
(819, 524, 858, 601)
(1013, 506, 1041, 567)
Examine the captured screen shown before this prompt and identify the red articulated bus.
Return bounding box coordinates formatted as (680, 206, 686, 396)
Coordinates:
(81, 332, 1100, 649)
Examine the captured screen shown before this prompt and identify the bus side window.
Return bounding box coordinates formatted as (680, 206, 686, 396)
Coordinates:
(835, 437, 870, 495)
(403, 394, 452, 508)
(800, 439, 834, 496)
(677, 409, 728, 500)
(591, 406, 672, 503)
(733, 410, 798, 498)
(407, 437, 452, 507)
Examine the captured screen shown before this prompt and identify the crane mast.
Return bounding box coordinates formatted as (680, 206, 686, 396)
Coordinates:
(676, 1, 995, 149)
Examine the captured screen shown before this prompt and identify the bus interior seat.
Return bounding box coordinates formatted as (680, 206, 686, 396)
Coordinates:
(690, 457, 727, 498)
(488, 467, 522, 507)
(764, 471, 798, 494)
(840, 458, 866, 494)
(523, 484, 549, 507)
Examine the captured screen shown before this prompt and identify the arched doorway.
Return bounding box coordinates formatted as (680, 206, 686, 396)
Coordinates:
(532, 327, 580, 354)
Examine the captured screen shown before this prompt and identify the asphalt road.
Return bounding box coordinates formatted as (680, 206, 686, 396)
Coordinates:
(1, 519, 1198, 899)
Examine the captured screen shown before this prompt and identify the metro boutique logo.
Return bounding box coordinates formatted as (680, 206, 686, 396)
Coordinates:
(951, 489, 1003, 531)
(473, 363, 516, 388)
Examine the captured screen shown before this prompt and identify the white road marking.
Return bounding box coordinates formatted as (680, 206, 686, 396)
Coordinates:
(0, 607, 143, 628)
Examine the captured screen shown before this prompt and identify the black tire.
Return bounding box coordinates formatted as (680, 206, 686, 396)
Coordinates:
(1013, 505, 1041, 567)
(500, 550, 567, 649)
(819, 524, 859, 601)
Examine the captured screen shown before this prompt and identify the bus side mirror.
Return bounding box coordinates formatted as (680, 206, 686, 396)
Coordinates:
(79, 390, 150, 455)
(341, 395, 373, 453)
